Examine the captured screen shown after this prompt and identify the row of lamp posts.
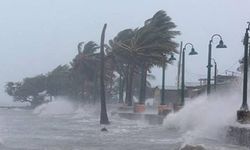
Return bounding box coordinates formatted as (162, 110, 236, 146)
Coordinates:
(180, 35, 226, 107)
(159, 35, 225, 114)
(177, 23, 250, 124)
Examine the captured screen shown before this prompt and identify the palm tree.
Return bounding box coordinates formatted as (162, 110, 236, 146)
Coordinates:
(100, 23, 110, 124)
(71, 41, 100, 102)
(136, 10, 180, 105)
(109, 29, 138, 106)
(109, 10, 180, 107)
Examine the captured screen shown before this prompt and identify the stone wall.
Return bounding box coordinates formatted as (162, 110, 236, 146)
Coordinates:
(227, 126, 250, 147)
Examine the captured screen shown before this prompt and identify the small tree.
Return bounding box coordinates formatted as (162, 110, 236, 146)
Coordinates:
(5, 75, 47, 108)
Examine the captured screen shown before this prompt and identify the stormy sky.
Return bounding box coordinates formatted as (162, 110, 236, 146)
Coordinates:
(0, 0, 249, 104)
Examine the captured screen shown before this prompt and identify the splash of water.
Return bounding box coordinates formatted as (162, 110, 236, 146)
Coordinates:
(73, 104, 100, 119)
(33, 97, 76, 116)
(164, 90, 246, 144)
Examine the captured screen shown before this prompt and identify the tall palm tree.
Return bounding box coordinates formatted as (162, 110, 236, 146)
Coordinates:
(136, 10, 180, 104)
(109, 10, 180, 106)
(100, 23, 110, 124)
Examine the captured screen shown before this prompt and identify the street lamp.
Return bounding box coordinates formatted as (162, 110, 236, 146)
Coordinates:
(159, 53, 176, 115)
(207, 34, 227, 95)
(161, 53, 176, 105)
(212, 58, 217, 92)
(181, 43, 198, 106)
(237, 22, 250, 123)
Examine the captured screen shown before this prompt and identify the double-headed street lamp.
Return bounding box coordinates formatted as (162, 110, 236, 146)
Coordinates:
(207, 34, 227, 95)
(161, 53, 176, 105)
(181, 43, 198, 106)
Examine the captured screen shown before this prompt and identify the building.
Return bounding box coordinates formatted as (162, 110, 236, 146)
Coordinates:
(146, 74, 240, 105)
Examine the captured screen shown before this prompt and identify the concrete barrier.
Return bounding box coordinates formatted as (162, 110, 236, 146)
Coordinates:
(227, 125, 250, 147)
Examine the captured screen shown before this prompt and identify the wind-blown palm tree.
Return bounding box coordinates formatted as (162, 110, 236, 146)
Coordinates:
(71, 41, 100, 102)
(109, 10, 180, 107)
(109, 29, 139, 106)
(136, 10, 180, 105)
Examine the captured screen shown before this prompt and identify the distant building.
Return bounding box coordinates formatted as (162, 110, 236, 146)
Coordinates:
(147, 86, 181, 105)
(198, 74, 240, 93)
(146, 74, 240, 104)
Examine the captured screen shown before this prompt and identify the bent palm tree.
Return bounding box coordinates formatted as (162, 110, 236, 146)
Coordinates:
(110, 10, 180, 106)
(71, 41, 100, 102)
(136, 10, 180, 104)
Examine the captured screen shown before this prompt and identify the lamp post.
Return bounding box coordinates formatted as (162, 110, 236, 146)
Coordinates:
(181, 43, 198, 106)
(237, 22, 250, 123)
(212, 58, 217, 91)
(207, 34, 227, 95)
(161, 53, 176, 105)
(158, 53, 176, 115)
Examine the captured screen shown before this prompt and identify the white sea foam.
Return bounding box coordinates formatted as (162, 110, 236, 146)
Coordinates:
(33, 97, 76, 116)
(164, 90, 247, 144)
(73, 104, 99, 119)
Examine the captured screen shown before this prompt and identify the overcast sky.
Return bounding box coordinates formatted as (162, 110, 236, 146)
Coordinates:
(0, 0, 249, 104)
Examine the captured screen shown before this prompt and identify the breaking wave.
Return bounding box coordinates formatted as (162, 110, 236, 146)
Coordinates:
(164, 91, 245, 145)
(33, 98, 76, 116)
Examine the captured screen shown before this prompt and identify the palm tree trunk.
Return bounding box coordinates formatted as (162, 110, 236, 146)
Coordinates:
(118, 75, 124, 103)
(93, 71, 98, 104)
(121, 77, 125, 103)
(100, 23, 109, 125)
(126, 64, 134, 106)
(125, 65, 129, 105)
(143, 66, 147, 100)
(139, 63, 147, 104)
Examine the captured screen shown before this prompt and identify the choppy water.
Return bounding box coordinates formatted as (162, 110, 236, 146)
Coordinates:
(0, 100, 248, 150)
